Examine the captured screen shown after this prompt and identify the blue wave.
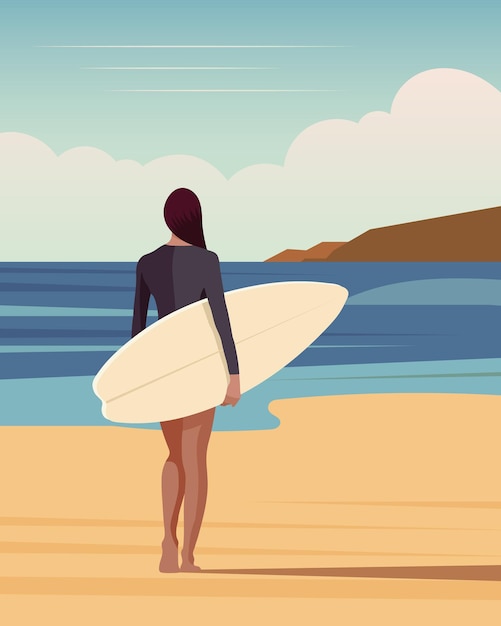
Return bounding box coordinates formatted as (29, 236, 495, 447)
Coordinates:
(0, 337, 126, 347)
(0, 345, 120, 352)
(0, 316, 137, 331)
(0, 305, 138, 317)
(349, 278, 501, 306)
(0, 291, 135, 309)
(0, 351, 115, 379)
(1, 263, 501, 391)
(0, 263, 134, 273)
(1, 359, 499, 430)
(0, 282, 132, 292)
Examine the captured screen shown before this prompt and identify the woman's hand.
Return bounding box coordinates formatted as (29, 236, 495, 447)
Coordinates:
(221, 374, 241, 407)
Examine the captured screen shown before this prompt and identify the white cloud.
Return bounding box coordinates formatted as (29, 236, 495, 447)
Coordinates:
(1, 68, 500, 261)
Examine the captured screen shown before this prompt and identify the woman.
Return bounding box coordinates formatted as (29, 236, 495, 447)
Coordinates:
(131, 188, 241, 573)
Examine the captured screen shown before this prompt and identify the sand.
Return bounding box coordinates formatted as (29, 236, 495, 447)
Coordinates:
(1, 393, 501, 624)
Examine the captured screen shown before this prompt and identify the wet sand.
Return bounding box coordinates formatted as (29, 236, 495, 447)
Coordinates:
(1, 393, 501, 624)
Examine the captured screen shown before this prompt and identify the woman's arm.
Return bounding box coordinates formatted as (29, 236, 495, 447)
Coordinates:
(204, 252, 241, 405)
(221, 374, 241, 407)
(131, 259, 151, 338)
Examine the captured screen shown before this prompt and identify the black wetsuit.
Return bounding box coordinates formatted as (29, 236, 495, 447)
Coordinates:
(131, 245, 239, 374)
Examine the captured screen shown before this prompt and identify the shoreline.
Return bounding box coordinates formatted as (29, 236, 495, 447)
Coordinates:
(2, 392, 501, 623)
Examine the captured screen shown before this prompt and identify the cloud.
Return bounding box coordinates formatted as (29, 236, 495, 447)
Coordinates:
(1, 68, 500, 261)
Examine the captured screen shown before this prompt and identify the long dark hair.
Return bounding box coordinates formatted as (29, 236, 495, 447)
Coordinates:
(163, 188, 207, 249)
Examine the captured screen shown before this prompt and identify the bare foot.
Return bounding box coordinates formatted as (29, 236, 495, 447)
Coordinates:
(159, 539, 179, 573)
(180, 561, 202, 573)
(159, 555, 179, 573)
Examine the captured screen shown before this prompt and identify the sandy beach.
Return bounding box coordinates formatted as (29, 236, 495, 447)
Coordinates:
(2, 393, 501, 624)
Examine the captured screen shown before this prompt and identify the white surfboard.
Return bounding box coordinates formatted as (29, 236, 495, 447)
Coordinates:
(92, 281, 348, 424)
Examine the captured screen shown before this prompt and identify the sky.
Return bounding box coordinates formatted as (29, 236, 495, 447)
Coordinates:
(1, 1, 500, 260)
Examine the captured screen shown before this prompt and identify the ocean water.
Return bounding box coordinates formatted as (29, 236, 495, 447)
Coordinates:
(0, 262, 500, 430)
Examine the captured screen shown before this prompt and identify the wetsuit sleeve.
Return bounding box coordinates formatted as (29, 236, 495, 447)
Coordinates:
(205, 253, 239, 375)
(131, 258, 151, 338)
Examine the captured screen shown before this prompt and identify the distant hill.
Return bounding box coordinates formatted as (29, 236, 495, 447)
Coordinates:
(265, 206, 501, 262)
(265, 242, 346, 262)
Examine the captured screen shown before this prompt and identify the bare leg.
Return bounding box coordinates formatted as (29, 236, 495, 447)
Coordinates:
(180, 407, 215, 572)
(159, 419, 185, 573)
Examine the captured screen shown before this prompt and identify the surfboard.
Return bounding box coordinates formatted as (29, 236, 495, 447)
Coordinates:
(92, 281, 348, 424)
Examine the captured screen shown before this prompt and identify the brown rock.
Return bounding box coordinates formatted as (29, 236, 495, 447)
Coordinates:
(264, 249, 307, 262)
(326, 206, 501, 261)
(302, 242, 346, 261)
(265, 206, 501, 262)
(265, 242, 345, 262)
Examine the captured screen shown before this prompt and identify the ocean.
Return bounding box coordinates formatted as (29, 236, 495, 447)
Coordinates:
(1, 261, 500, 430)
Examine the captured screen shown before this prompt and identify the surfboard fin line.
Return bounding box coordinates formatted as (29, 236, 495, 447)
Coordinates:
(105, 296, 344, 404)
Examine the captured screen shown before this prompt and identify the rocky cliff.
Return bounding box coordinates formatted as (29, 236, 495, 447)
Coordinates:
(265, 206, 501, 262)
